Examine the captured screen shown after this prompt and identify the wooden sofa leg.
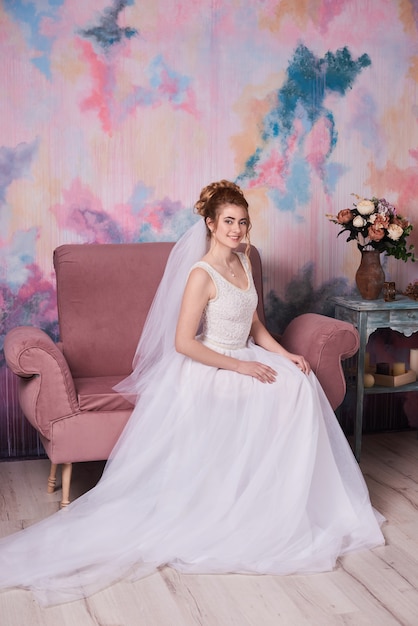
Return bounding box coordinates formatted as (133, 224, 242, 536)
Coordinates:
(60, 463, 72, 508)
(47, 462, 73, 508)
(47, 463, 58, 494)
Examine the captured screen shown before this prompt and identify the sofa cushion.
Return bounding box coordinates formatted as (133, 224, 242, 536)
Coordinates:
(75, 376, 135, 411)
(54, 242, 175, 378)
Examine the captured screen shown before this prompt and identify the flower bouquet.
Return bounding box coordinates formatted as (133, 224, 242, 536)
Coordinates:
(326, 194, 415, 262)
(405, 281, 418, 300)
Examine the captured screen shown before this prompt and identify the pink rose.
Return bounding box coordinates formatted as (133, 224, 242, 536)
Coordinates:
(374, 214, 390, 229)
(392, 216, 409, 229)
(337, 209, 354, 224)
(368, 224, 385, 241)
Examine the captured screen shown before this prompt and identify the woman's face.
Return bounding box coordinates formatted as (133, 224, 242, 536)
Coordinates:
(208, 203, 249, 249)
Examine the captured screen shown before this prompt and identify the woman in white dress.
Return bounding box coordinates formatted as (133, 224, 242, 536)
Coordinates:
(0, 180, 384, 606)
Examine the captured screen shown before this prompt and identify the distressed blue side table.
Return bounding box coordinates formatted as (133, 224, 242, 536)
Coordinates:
(332, 295, 418, 461)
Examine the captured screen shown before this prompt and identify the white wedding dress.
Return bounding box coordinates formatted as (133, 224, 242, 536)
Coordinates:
(0, 230, 384, 607)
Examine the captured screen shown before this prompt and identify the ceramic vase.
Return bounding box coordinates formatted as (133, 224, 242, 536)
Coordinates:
(355, 250, 385, 300)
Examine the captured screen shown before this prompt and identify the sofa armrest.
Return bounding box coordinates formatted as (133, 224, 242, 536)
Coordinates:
(280, 313, 359, 410)
(4, 327, 79, 439)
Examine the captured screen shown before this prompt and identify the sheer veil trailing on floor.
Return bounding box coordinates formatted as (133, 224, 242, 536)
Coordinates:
(0, 217, 384, 607)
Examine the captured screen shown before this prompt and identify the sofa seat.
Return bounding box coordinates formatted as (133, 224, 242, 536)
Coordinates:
(75, 376, 135, 412)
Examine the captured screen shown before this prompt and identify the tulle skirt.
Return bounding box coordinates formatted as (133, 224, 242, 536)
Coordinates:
(0, 339, 385, 606)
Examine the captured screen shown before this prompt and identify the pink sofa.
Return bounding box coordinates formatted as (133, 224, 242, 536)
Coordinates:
(4, 242, 359, 506)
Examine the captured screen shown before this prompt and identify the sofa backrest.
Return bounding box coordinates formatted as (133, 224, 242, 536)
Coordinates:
(54, 242, 265, 378)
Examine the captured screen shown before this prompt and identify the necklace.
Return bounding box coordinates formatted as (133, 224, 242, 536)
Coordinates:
(221, 258, 236, 277)
(209, 250, 237, 277)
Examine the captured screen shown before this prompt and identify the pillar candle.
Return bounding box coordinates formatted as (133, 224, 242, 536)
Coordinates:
(392, 362, 406, 376)
(376, 362, 390, 375)
(410, 349, 418, 375)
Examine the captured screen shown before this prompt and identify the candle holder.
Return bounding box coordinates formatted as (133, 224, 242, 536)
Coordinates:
(383, 281, 396, 302)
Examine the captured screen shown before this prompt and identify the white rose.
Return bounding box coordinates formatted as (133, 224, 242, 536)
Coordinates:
(353, 215, 366, 228)
(387, 223, 403, 241)
(357, 200, 375, 216)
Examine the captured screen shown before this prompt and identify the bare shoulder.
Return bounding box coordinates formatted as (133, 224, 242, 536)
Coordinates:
(186, 264, 215, 299)
(188, 264, 211, 282)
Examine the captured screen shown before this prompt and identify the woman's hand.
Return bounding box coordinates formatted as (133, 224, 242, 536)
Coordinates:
(249, 314, 310, 375)
(288, 353, 311, 374)
(236, 361, 277, 383)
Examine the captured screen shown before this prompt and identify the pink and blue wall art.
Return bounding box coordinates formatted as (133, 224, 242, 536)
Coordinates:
(1, 0, 418, 456)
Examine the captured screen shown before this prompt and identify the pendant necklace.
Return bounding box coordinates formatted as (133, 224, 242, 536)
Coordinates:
(210, 250, 236, 277)
(226, 262, 236, 277)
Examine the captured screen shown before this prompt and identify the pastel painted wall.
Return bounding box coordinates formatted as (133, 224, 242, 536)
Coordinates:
(1, 0, 418, 457)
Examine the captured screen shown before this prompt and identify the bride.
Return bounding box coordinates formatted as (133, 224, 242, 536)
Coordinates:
(0, 180, 384, 606)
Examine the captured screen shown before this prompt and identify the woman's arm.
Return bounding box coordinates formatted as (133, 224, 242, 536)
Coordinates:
(250, 312, 311, 374)
(175, 268, 277, 383)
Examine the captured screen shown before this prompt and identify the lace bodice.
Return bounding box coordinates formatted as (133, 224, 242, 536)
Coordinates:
(191, 252, 258, 350)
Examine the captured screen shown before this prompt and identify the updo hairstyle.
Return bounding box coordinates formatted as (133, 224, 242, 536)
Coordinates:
(194, 180, 251, 242)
